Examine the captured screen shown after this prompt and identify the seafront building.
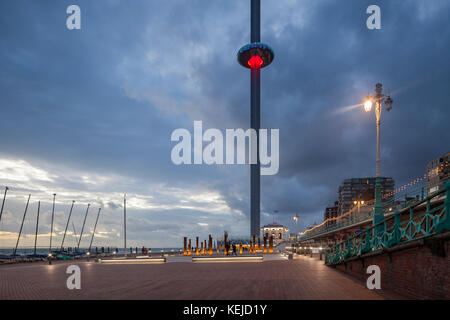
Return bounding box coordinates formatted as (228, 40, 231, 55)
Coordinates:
(324, 201, 339, 227)
(337, 177, 395, 215)
(426, 151, 450, 195)
(261, 223, 288, 245)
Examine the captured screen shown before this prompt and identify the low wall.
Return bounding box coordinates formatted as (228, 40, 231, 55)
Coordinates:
(330, 232, 450, 299)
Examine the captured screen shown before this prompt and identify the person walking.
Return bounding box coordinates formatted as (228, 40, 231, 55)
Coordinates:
(232, 243, 237, 256)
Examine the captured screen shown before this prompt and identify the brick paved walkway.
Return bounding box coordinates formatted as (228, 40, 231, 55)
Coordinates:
(0, 254, 402, 299)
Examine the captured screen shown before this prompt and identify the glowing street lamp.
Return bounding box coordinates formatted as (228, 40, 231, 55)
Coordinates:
(363, 83, 393, 178)
(363, 83, 393, 227)
(364, 98, 373, 112)
(353, 200, 364, 219)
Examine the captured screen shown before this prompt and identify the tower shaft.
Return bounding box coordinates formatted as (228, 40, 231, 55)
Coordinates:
(250, 0, 261, 238)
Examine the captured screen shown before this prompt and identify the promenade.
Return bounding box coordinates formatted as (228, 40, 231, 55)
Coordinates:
(0, 254, 404, 300)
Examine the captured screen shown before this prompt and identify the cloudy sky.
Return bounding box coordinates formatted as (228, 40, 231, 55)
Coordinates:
(0, 0, 449, 248)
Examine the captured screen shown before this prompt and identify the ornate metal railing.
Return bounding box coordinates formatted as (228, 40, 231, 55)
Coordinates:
(325, 182, 450, 265)
(300, 207, 373, 241)
(301, 178, 448, 241)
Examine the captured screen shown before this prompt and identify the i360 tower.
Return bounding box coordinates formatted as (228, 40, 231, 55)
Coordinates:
(237, 0, 274, 238)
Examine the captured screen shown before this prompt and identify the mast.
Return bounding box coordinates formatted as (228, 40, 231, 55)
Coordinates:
(88, 207, 101, 253)
(49, 193, 56, 252)
(124, 194, 127, 257)
(60, 200, 75, 251)
(77, 203, 90, 250)
(13, 194, 31, 258)
(72, 221, 80, 247)
(34, 201, 40, 256)
(0, 186, 9, 224)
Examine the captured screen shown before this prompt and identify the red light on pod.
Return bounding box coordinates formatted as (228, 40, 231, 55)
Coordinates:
(248, 55, 263, 69)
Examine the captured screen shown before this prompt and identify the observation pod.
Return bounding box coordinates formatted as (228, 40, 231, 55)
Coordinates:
(237, 43, 275, 69)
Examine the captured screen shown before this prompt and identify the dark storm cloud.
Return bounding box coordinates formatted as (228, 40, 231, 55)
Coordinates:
(0, 0, 449, 244)
(191, 0, 450, 229)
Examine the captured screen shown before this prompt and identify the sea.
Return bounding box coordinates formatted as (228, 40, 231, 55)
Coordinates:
(0, 247, 182, 256)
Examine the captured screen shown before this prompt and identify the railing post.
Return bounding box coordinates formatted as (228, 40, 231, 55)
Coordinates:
(361, 227, 371, 254)
(409, 207, 414, 239)
(382, 220, 388, 246)
(387, 211, 400, 247)
(436, 181, 450, 234)
(344, 237, 352, 260)
(426, 199, 431, 233)
(373, 177, 384, 234)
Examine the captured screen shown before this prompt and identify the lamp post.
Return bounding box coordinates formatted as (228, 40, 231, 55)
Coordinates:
(363, 83, 393, 227)
(293, 215, 299, 244)
(353, 200, 364, 222)
(237, 0, 274, 238)
(353, 200, 364, 214)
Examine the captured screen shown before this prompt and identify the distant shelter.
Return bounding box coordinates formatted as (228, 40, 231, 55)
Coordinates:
(261, 223, 288, 245)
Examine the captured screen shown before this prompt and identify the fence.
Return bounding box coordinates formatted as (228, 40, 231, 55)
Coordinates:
(325, 182, 450, 264)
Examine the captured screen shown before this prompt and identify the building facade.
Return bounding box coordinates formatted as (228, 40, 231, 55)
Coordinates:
(261, 223, 288, 245)
(324, 201, 339, 227)
(337, 177, 395, 216)
(426, 152, 450, 195)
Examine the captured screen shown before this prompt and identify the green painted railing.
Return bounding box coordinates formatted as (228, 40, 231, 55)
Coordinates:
(301, 178, 449, 241)
(325, 181, 450, 265)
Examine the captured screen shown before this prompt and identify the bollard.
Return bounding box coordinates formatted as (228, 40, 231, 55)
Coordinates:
(224, 232, 228, 256)
(208, 235, 213, 256)
(263, 236, 267, 254)
(196, 237, 199, 256)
